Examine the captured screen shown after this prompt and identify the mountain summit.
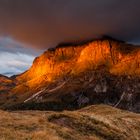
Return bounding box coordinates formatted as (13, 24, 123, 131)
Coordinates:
(17, 38, 140, 82)
(0, 38, 140, 112)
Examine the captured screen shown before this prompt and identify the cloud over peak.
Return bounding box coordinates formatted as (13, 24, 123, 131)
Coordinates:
(0, 0, 140, 49)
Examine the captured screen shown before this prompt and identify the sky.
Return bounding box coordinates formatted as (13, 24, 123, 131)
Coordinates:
(0, 0, 140, 76)
(0, 37, 41, 76)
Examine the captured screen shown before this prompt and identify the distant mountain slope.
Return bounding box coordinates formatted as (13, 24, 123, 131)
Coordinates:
(0, 105, 140, 140)
(0, 74, 15, 93)
(0, 38, 140, 112)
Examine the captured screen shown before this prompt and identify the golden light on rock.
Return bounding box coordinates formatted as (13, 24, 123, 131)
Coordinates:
(16, 39, 140, 87)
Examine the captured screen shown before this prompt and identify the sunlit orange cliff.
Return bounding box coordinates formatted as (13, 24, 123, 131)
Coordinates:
(17, 38, 140, 83)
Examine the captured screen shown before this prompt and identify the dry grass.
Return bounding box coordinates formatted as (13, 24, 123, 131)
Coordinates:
(0, 105, 140, 140)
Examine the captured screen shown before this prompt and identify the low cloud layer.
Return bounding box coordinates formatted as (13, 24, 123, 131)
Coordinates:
(0, 0, 140, 49)
(0, 52, 34, 76)
(0, 38, 39, 76)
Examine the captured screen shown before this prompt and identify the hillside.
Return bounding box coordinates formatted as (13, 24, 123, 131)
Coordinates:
(0, 38, 140, 112)
(0, 105, 140, 140)
(0, 74, 15, 93)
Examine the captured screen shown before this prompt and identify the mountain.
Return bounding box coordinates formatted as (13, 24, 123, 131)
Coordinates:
(16, 38, 140, 83)
(0, 38, 140, 112)
(0, 105, 140, 140)
(0, 74, 15, 93)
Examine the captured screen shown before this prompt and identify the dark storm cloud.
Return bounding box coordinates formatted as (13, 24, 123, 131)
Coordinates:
(0, 0, 140, 48)
(0, 37, 41, 55)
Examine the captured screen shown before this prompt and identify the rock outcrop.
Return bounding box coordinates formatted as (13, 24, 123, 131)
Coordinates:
(17, 39, 140, 84)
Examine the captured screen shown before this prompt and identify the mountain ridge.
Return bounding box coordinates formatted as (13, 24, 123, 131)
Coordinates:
(16, 38, 140, 83)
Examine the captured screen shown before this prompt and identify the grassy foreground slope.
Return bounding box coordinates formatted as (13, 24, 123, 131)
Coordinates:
(0, 105, 140, 140)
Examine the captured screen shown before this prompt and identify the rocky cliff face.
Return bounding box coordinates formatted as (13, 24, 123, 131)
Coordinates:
(17, 39, 140, 83)
(1, 38, 140, 112)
